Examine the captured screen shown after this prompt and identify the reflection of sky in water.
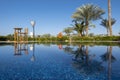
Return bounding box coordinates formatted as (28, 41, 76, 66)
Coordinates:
(0, 44, 120, 80)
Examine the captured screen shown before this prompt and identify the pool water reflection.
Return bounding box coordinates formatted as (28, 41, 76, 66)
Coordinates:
(0, 43, 120, 80)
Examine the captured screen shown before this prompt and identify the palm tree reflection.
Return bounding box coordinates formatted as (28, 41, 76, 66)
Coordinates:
(63, 46, 73, 54)
(72, 45, 86, 62)
(63, 44, 104, 76)
(101, 46, 116, 80)
(73, 45, 104, 74)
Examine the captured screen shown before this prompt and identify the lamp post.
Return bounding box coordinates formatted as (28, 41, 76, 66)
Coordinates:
(30, 20, 35, 41)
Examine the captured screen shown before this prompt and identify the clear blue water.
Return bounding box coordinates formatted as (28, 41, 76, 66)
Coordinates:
(0, 43, 120, 80)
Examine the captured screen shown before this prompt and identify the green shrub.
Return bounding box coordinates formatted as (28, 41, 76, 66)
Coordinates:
(0, 36, 7, 41)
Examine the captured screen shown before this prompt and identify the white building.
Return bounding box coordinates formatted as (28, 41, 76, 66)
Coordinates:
(30, 32, 33, 38)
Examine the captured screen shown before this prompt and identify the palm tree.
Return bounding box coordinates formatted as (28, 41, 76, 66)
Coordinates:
(63, 27, 73, 42)
(72, 4, 105, 36)
(108, 0, 112, 36)
(100, 18, 116, 36)
(63, 27, 73, 36)
(72, 20, 85, 37)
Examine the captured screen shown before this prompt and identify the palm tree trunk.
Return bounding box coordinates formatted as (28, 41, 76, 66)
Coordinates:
(85, 21, 89, 37)
(108, 0, 112, 36)
(107, 28, 109, 36)
(79, 33, 81, 37)
(83, 31, 85, 36)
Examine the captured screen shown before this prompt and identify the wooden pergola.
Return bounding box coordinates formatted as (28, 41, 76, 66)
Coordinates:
(14, 28, 28, 43)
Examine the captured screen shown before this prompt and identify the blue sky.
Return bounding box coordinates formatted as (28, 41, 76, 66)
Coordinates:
(0, 0, 120, 36)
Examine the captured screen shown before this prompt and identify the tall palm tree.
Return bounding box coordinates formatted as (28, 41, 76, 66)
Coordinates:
(72, 4, 105, 36)
(108, 0, 112, 36)
(100, 18, 116, 36)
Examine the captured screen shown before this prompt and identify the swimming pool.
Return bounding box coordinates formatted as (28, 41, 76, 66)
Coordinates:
(0, 43, 120, 80)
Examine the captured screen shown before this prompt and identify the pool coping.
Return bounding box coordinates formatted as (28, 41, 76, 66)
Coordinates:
(0, 41, 120, 43)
